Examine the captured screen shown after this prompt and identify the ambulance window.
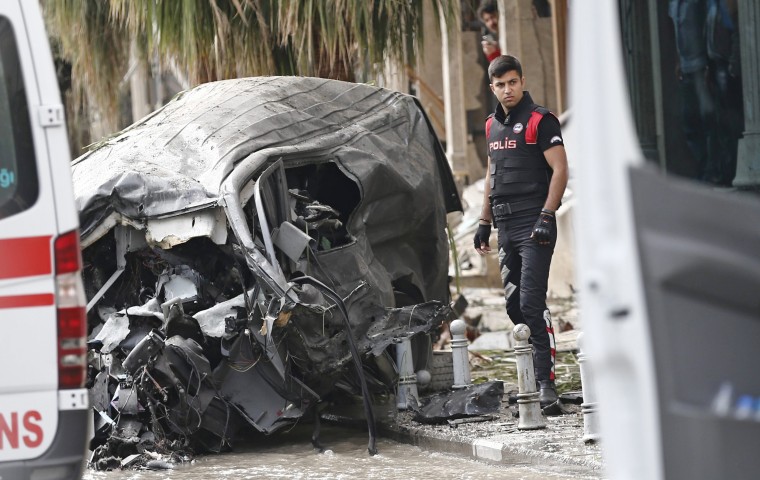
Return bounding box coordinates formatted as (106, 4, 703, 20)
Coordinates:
(0, 16, 39, 220)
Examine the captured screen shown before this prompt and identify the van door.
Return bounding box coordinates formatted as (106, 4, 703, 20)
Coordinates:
(570, 2, 760, 480)
(0, 0, 87, 474)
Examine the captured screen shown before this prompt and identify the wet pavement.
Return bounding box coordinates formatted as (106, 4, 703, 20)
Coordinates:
(82, 424, 602, 480)
(380, 401, 603, 476)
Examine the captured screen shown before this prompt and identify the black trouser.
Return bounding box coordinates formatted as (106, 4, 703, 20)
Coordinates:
(495, 210, 556, 382)
(679, 71, 718, 183)
(709, 59, 743, 186)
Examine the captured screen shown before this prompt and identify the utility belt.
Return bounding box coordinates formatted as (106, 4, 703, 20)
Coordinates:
(490, 196, 545, 219)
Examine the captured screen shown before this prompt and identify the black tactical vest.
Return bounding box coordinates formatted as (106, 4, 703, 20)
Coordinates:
(486, 93, 552, 202)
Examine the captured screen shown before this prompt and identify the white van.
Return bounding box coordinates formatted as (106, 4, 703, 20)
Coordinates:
(0, 1, 88, 479)
(571, 2, 760, 480)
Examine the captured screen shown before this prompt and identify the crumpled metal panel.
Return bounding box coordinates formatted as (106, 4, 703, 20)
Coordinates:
(214, 332, 309, 435)
(93, 314, 130, 354)
(192, 291, 250, 339)
(284, 300, 451, 394)
(72, 76, 461, 303)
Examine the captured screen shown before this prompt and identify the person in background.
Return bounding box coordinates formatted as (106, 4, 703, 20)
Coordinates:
(669, 0, 720, 184)
(705, 0, 742, 186)
(473, 55, 568, 408)
(478, 0, 501, 62)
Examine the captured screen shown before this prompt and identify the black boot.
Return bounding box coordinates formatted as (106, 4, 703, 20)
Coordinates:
(538, 380, 558, 408)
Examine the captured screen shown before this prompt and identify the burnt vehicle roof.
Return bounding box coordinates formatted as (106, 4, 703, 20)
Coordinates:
(72, 76, 461, 236)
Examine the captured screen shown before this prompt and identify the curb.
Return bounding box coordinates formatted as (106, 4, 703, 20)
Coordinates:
(378, 416, 604, 473)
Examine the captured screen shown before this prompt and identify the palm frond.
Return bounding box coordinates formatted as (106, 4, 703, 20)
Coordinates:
(42, 0, 128, 128)
(44, 0, 459, 133)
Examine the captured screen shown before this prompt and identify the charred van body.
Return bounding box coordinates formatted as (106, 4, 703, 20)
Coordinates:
(73, 77, 461, 468)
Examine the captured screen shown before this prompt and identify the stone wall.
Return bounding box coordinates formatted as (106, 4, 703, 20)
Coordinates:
(503, 0, 558, 112)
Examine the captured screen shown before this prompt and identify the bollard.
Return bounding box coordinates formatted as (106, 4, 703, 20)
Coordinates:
(450, 319, 472, 389)
(416, 369, 432, 389)
(395, 337, 419, 409)
(513, 324, 546, 430)
(577, 332, 600, 443)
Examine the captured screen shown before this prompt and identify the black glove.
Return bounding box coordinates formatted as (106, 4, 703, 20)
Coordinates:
(473, 223, 492, 251)
(531, 210, 556, 245)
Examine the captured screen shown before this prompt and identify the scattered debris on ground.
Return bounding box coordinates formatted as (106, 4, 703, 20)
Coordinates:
(411, 381, 504, 424)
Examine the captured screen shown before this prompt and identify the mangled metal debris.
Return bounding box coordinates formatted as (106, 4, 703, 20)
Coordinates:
(412, 381, 505, 424)
(72, 76, 462, 470)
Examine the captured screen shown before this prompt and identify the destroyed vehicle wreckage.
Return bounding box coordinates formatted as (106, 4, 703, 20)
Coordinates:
(73, 76, 462, 467)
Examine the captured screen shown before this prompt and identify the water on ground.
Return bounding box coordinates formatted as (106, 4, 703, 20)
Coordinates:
(82, 425, 601, 480)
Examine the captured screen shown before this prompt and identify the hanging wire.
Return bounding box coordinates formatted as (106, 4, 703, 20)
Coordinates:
(289, 275, 378, 456)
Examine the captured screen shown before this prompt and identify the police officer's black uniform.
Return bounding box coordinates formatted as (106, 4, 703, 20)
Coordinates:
(485, 91, 564, 396)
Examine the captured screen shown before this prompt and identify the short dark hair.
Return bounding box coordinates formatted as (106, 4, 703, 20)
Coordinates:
(477, 0, 498, 18)
(488, 55, 523, 81)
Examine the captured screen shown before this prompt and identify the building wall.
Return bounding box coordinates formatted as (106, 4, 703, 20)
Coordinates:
(503, 0, 557, 112)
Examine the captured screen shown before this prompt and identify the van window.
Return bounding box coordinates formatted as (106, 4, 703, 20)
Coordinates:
(0, 16, 39, 220)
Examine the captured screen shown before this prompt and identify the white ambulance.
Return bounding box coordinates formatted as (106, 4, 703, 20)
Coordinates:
(0, 1, 88, 479)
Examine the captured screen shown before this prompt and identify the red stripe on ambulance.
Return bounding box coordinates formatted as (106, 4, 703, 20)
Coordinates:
(0, 236, 52, 280)
(0, 293, 55, 309)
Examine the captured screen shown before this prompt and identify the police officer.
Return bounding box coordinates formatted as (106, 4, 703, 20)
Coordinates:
(474, 55, 568, 408)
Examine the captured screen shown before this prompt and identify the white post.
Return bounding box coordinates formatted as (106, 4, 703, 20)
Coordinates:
(395, 337, 419, 409)
(450, 319, 472, 389)
(578, 332, 600, 442)
(514, 324, 546, 430)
